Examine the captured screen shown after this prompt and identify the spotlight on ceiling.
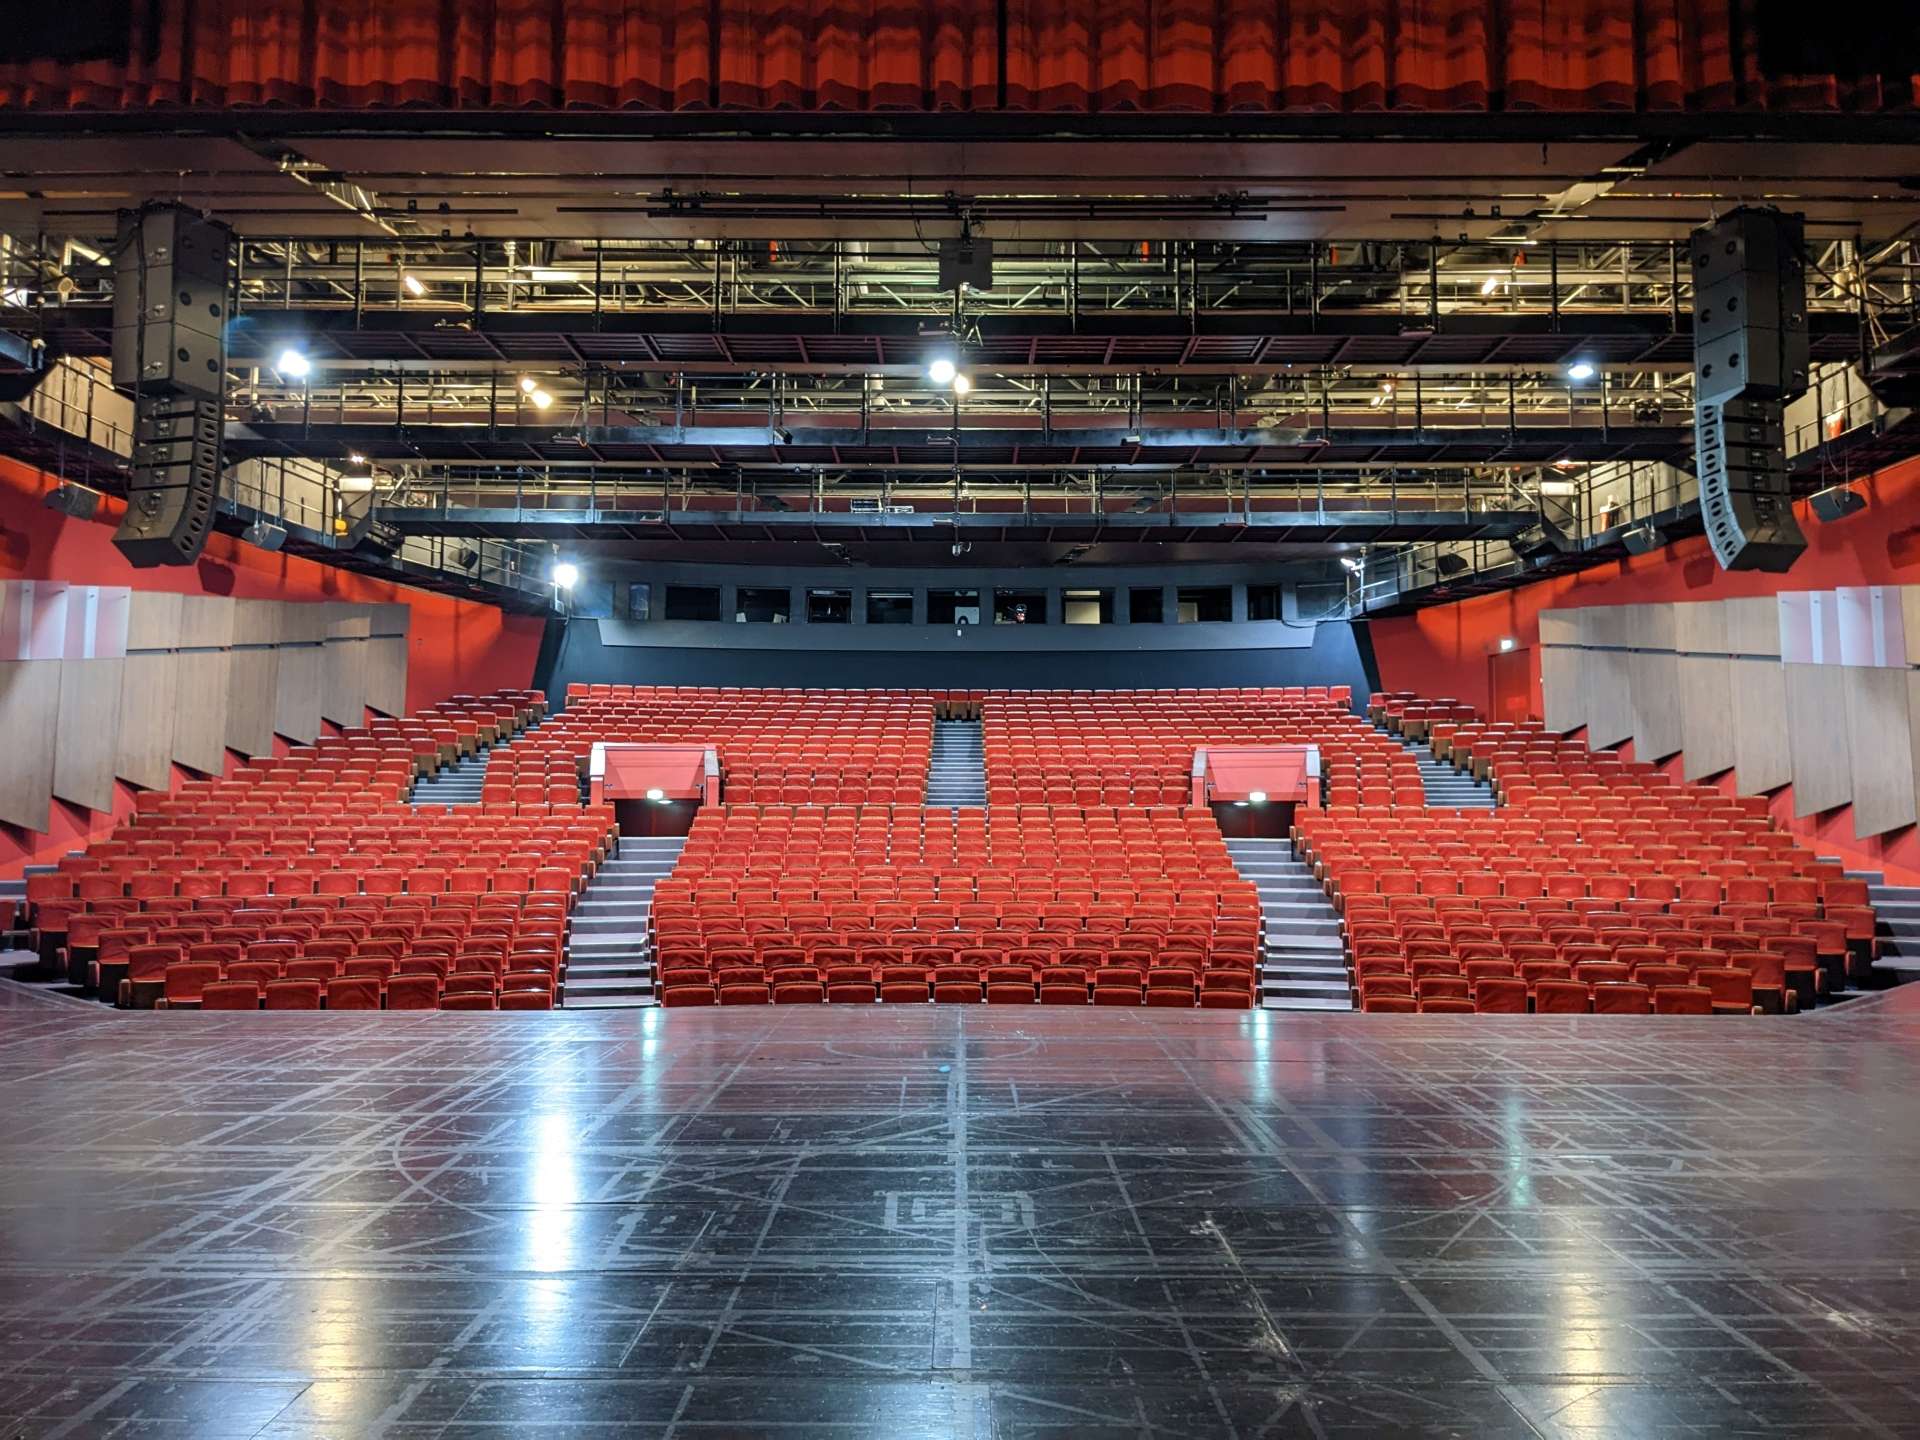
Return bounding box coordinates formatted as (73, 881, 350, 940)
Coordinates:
(275, 347, 311, 380)
(1565, 360, 1597, 382)
(402, 273, 427, 297)
(927, 356, 957, 386)
(645, 787, 666, 802)
(951, 373, 971, 395)
(519, 375, 538, 394)
(528, 389, 554, 410)
(1249, 790, 1268, 804)
(551, 561, 579, 588)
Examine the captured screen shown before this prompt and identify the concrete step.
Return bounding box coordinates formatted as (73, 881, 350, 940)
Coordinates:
(1261, 977, 1353, 998)
(563, 993, 657, 1009)
(566, 960, 654, 981)
(1261, 995, 1355, 1012)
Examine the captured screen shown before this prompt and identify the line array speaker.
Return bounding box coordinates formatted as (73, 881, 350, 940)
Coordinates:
(110, 204, 233, 566)
(1695, 393, 1805, 571)
(114, 393, 221, 567)
(1690, 207, 1811, 573)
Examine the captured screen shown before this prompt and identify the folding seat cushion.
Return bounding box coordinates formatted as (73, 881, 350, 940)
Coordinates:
(1532, 979, 1591, 1014)
(1415, 975, 1470, 1002)
(158, 961, 224, 1008)
(441, 991, 498, 1010)
(1092, 968, 1144, 1005)
(1461, 959, 1516, 982)
(1573, 961, 1631, 988)
(1198, 971, 1254, 1009)
(501, 970, 554, 994)
(286, 958, 342, 983)
(1517, 960, 1572, 987)
(1419, 997, 1476, 1013)
(773, 980, 827, 1003)
(660, 983, 719, 1007)
(443, 971, 497, 996)
(1361, 993, 1418, 1013)
(500, 989, 553, 1010)
(1358, 975, 1414, 1001)
(1591, 981, 1651, 1015)
(1630, 962, 1690, 990)
(264, 978, 323, 1010)
(1652, 984, 1714, 1015)
(199, 981, 261, 1011)
(1694, 967, 1756, 1015)
(1143, 969, 1197, 1007)
(1466, 983, 1528, 1013)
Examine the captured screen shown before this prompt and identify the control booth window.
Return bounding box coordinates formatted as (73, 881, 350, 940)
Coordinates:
(1129, 587, 1165, 623)
(807, 589, 852, 624)
(866, 590, 914, 624)
(664, 585, 722, 622)
(627, 582, 652, 621)
(1177, 586, 1232, 622)
(735, 587, 791, 623)
(1247, 584, 1283, 621)
(994, 590, 1048, 624)
(929, 589, 981, 626)
(1063, 589, 1113, 625)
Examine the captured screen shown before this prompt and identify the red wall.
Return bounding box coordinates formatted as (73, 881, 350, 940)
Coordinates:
(0, 457, 544, 875)
(1368, 453, 1920, 881)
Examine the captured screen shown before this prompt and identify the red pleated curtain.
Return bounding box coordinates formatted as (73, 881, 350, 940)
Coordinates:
(0, 0, 1911, 113)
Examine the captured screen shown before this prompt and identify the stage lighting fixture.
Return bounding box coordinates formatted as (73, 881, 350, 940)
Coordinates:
(927, 356, 957, 386)
(1566, 360, 1596, 382)
(275, 348, 311, 379)
(551, 561, 579, 588)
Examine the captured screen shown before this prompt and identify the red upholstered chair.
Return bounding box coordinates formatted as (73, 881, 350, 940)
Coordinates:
(1144, 968, 1197, 1007)
(325, 977, 382, 1010)
(441, 991, 498, 1010)
(1414, 975, 1470, 1003)
(1472, 977, 1529, 1014)
(1198, 970, 1254, 1009)
(1591, 982, 1651, 1015)
(1092, 967, 1144, 1005)
(660, 983, 718, 1007)
(1694, 967, 1756, 1015)
(1653, 985, 1714, 1016)
(773, 980, 827, 1003)
(387, 974, 441, 1010)
(159, 961, 223, 1008)
(199, 981, 261, 1011)
(1532, 979, 1591, 1014)
(1419, 997, 1476, 1013)
(719, 982, 771, 1005)
(264, 979, 323, 1010)
(500, 989, 554, 1010)
(1039, 967, 1090, 1004)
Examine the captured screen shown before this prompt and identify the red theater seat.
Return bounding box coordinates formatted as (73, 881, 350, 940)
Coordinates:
(199, 981, 261, 1011)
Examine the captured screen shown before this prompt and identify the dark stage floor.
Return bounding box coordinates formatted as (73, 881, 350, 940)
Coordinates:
(2, 983, 1919, 1439)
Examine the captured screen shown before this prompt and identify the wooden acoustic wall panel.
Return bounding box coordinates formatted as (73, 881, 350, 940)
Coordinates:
(1581, 607, 1636, 750)
(368, 603, 410, 638)
(1539, 608, 1585, 733)
(1724, 596, 1783, 657)
(53, 659, 124, 812)
(273, 633, 324, 743)
(364, 636, 408, 717)
(225, 646, 280, 759)
(0, 660, 60, 830)
(1672, 600, 1735, 781)
(1845, 668, 1920, 838)
(1627, 603, 1682, 761)
(170, 649, 232, 776)
(1783, 663, 1852, 817)
(124, 591, 182, 652)
(115, 652, 178, 790)
(177, 595, 234, 651)
(322, 604, 371, 726)
(1729, 657, 1792, 796)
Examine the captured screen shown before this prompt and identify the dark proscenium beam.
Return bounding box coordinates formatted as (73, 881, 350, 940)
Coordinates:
(223, 421, 1693, 466)
(370, 506, 1539, 542)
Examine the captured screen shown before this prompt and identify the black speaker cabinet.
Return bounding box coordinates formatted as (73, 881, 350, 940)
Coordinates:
(1696, 394, 1806, 572)
(111, 205, 232, 404)
(113, 394, 222, 566)
(1691, 207, 1810, 405)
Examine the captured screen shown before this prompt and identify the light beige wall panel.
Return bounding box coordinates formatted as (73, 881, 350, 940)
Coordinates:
(170, 650, 231, 776)
(176, 594, 234, 651)
(1845, 668, 1920, 838)
(1783, 662, 1852, 817)
(364, 636, 408, 716)
(229, 597, 286, 647)
(1725, 596, 1783, 657)
(368, 603, 410, 638)
(321, 605, 370, 725)
(124, 591, 183, 652)
(1677, 655, 1736, 781)
(273, 642, 324, 742)
(1629, 648, 1684, 760)
(0, 660, 59, 830)
(1584, 647, 1636, 750)
(1672, 598, 1729, 658)
(277, 599, 328, 645)
(1538, 609, 1579, 647)
(1541, 644, 1586, 733)
(224, 645, 280, 758)
(115, 652, 178, 789)
(1730, 657, 1792, 796)
(52, 659, 124, 812)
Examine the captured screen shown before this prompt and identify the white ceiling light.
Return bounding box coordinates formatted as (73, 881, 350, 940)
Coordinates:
(1566, 360, 1597, 382)
(645, 787, 666, 802)
(951, 373, 971, 395)
(528, 389, 554, 410)
(1249, 790, 1267, 804)
(1480, 275, 1501, 295)
(337, 473, 375, 495)
(551, 561, 579, 588)
(402, 273, 427, 297)
(275, 348, 310, 379)
(927, 356, 957, 386)
(519, 375, 538, 394)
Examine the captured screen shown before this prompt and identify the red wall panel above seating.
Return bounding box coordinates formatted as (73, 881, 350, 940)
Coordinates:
(0, 0, 1908, 114)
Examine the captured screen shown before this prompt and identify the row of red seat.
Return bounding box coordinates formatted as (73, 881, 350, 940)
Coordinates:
(1362, 981, 1719, 1015)
(187, 977, 554, 1011)
(661, 963, 1255, 1007)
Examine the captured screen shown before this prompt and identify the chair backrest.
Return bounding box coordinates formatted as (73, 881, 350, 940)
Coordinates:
(1532, 979, 1590, 1014)
(387, 974, 441, 1009)
(1473, 977, 1528, 1014)
(199, 980, 261, 1011)
(325, 976, 382, 1010)
(263, 979, 323, 1010)
(1591, 981, 1651, 1014)
(1652, 984, 1713, 1015)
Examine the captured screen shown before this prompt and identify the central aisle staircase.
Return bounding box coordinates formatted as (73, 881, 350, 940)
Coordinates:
(1223, 837, 1353, 1011)
(926, 717, 987, 807)
(562, 836, 685, 1007)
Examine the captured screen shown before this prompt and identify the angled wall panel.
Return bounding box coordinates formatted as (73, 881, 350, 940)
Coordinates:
(1581, 606, 1636, 750)
(273, 633, 324, 743)
(1541, 644, 1586, 733)
(1729, 657, 1792, 796)
(322, 604, 371, 726)
(1782, 662, 1852, 817)
(124, 591, 183, 653)
(0, 660, 60, 830)
(116, 652, 178, 790)
(171, 649, 232, 776)
(52, 659, 125, 813)
(1724, 596, 1783, 657)
(1845, 668, 1920, 838)
(225, 644, 281, 759)
(364, 635, 408, 717)
(177, 594, 235, 651)
(1673, 600, 1734, 780)
(1628, 603, 1682, 761)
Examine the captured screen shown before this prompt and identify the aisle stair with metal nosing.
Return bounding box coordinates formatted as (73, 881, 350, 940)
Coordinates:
(926, 716, 987, 807)
(408, 745, 492, 806)
(562, 836, 685, 1007)
(1223, 837, 1353, 1011)
(1396, 732, 1498, 809)
(1858, 869, 1920, 990)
